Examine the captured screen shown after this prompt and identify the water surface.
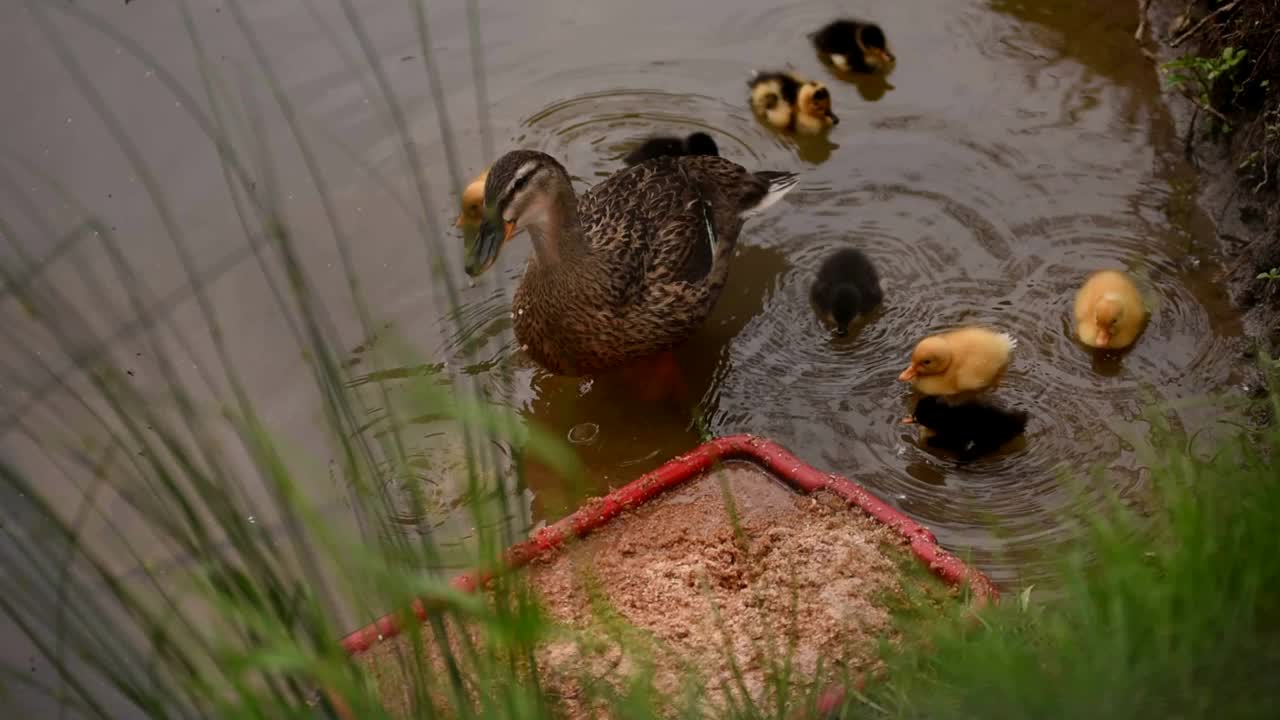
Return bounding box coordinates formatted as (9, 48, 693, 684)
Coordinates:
(0, 0, 1245, 664)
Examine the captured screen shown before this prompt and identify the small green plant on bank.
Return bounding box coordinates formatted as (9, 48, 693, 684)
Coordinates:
(1238, 106, 1278, 191)
(1163, 46, 1249, 133)
(839, 373, 1280, 720)
(1259, 268, 1280, 282)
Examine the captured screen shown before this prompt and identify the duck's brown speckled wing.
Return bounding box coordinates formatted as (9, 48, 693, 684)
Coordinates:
(512, 153, 785, 375)
(577, 156, 767, 306)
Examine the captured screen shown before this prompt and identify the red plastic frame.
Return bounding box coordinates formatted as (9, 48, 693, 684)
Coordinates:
(341, 434, 997, 655)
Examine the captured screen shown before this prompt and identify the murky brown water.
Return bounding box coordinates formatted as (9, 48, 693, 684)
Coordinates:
(423, 0, 1246, 586)
(0, 2, 1251, 698)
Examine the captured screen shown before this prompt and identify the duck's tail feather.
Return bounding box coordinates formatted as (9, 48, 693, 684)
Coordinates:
(1000, 332, 1018, 351)
(742, 171, 799, 217)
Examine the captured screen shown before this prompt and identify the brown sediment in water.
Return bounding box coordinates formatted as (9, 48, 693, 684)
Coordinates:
(355, 462, 950, 718)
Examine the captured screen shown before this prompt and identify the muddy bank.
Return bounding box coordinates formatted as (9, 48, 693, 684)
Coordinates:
(1139, 0, 1280, 392)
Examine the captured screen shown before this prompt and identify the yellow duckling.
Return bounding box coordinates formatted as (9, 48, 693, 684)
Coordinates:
(455, 169, 489, 228)
(748, 71, 839, 135)
(898, 327, 1016, 398)
(1073, 270, 1146, 350)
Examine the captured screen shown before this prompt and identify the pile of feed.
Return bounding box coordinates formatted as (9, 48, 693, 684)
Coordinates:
(356, 462, 955, 717)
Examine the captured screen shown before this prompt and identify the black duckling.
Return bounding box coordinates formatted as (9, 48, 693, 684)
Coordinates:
(811, 20, 896, 75)
(622, 132, 720, 167)
(748, 71, 839, 135)
(810, 248, 883, 336)
(906, 396, 1028, 456)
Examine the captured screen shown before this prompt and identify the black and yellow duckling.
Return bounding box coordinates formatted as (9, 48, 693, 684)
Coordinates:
(465, 149, 798, 375)
(905, 396, 1028, 456)
(810, 248, 883, 336)
(748, 71, 839, 135)
(811, 20, 896, 75)
(623, 132, 720, 167)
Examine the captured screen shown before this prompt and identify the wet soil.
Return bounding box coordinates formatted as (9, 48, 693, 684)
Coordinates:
(1140, 0, 1280, 401)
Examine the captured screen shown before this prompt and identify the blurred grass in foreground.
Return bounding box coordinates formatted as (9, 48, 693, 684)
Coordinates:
(842, 374, 1280, 720)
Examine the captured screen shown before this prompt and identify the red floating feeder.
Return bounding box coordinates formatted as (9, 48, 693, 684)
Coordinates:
(340, 433, 997, 656)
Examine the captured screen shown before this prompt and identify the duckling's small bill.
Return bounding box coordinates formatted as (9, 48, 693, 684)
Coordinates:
(467, 214, 515, 277)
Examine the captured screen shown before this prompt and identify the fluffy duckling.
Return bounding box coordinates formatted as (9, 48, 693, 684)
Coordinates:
(455, 169, 489, 228)
(811, 20, 896, 75)
(906, 396, 1028, 456)
(749, 71, 839, 135)
(623, 132, 720, 167)
(810, 248, 883, 336)
(1074, 270, 1147, 350)
(898, 327, 1016, 398)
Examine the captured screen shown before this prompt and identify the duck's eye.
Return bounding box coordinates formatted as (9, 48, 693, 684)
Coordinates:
(513, 173, 532, 192)
(921, 359, 932, 366)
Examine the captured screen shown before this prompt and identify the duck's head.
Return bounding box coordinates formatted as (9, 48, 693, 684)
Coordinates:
(1091, 295, 1126, 348)
(455, 170, 489, 228)
(467, 150, 572, 277)
(857, 24, 895, 72)
(797, 82, 838, 126)
(898, 336, 952, 381)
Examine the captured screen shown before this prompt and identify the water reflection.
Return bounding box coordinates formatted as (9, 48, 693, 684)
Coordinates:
(1, 0, 1249, 602)
(422, 0, 1246, 587)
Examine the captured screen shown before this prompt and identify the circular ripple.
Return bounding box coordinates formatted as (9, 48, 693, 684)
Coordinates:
(520, 85, 794, 176)
(424, 7, 1244, 589)
(441, 61, 816, 373)
(701, 112, 1241, 586)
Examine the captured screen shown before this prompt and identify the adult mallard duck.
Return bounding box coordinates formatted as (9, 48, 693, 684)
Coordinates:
(466, 149, 798, 375)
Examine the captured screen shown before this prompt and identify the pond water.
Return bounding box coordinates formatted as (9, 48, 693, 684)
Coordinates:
(0, 1, 1250, 708)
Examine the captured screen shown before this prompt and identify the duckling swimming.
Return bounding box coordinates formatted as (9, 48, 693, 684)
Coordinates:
(906, 396, 1028, 456)
(455, 169, 489, 228)
(898, 327, 1016, 399)
(749, 71, 839, 135)
(811, 20, 896, 75)
(1074, 269, 1147, 350)
(810, 248, 883, 336)
(623, 132, 720, 167)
